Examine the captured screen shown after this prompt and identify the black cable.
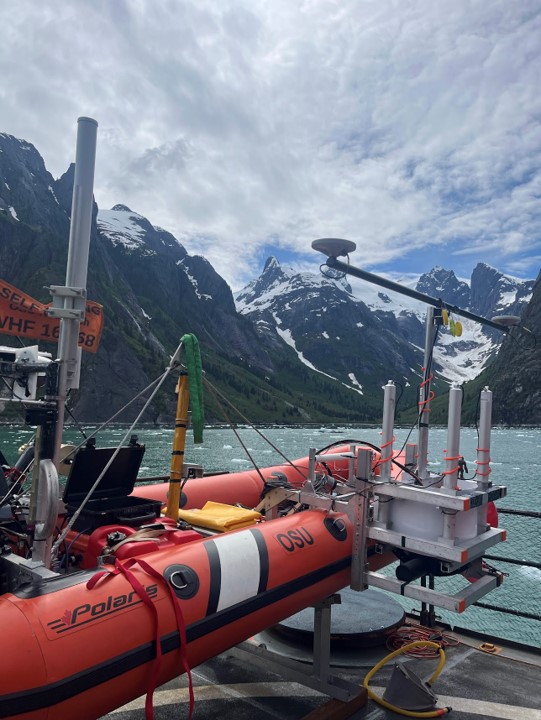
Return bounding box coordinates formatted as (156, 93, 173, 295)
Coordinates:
(197, 378, 267, 487)
(316, 438, 424, 484)
(64, 398, 88, 439)
(394, 379, 405, 413)
(200, 375, 307, 482)
(473, 601, 541, 623)
(320, 259, 348, 281)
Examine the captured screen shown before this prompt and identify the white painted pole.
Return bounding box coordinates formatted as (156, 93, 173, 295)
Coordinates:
(380, 381, 396, 482)
(476, 387, 493, 533)
(444, 383, 462, 491)
(477, 387, 493, 491)
(54, 117, 98, 465)
(376, 381, 395, 527)
(417, 307, 434, 480)
(441, 383, 462, 542)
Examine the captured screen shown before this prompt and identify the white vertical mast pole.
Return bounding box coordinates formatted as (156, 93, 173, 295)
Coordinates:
(53, 117, 98, 465)
(477, 387, 493, 492)
(380, 380, 396, 482)
(444, 383, 462, 492)
(476, 387, 493, 534)
(375, 380, 395, 528)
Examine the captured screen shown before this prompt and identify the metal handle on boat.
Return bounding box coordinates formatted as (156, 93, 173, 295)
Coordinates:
(170, 570, 189, 590)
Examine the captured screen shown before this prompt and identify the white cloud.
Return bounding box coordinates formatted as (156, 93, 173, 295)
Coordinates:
(0, 0, 540, 290)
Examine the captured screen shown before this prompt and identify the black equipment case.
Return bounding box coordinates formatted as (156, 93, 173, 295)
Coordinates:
(62, 444, 162, 532)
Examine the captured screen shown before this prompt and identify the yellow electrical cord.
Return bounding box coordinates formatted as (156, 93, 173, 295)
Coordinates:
(363, 640, 452, 718)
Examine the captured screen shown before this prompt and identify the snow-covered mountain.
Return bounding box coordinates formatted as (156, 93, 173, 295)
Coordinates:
(236, 258, 534, 386)
(1, 128, 537, 423)
(236, 257, 422, 407)
(414, 265, 533, 381)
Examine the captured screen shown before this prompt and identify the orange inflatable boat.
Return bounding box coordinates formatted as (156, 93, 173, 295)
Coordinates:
(0, 509, 353, 720)
(131, 444, 381, 509)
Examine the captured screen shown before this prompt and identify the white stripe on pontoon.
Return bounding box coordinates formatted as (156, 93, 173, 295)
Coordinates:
(213, 531, 261, 611)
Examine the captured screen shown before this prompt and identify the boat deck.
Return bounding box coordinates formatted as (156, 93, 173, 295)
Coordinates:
(103, 626, 541, 720)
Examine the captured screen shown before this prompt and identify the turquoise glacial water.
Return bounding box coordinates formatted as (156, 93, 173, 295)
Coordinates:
(1, 423, 539, 648)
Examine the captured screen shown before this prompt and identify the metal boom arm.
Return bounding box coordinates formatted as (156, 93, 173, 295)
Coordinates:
(323, 255, 509, 333)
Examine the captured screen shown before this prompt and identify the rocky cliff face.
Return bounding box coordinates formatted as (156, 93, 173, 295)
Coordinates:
(481, 272, 541, 424)
(0, 133, 66, 233)
(236, 257, 421, 414)
(416, 266, 470, 307)
(0, 133, 273, 423)
(95, 204, 274, 378)
(470, 263, 533, 318)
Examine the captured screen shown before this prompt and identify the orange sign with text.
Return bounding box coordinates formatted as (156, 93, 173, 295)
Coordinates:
(0, 280, 103, 353)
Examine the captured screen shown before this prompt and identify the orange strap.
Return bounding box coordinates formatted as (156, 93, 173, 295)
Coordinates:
(377, 435, 396, 465)
(475, 447, 492, 477)
(418, 371, 435, 412)
(88, 557, 194, 720)
(442, 451, 461, 476)
(475, 462, 492, 477)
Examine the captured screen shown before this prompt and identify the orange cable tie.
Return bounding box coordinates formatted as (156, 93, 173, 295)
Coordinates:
(442, 466, 461, 475)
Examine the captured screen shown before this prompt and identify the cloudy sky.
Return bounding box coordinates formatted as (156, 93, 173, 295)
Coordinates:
(1, 0, 540, 291)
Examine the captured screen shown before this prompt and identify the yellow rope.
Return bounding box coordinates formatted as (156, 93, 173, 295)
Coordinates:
(363, 640, 451, 718)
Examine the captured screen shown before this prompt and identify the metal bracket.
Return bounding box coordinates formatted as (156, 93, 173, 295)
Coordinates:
(0, 552, 58, 594)
(370, 481, 506, 511)
(255, 487, 353, 518)
(232, 595, 362, 702)
(367, 568, 501, 612)
(46, 285, 86, 320)
(350, 447, 372, 591)
(368, 525, 506, 564)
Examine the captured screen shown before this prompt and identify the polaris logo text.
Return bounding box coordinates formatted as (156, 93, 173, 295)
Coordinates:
(47, 584, 158, 634)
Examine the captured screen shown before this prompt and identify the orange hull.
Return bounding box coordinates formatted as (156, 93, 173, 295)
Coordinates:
(132, 446, 375, 509)
(0, 510, 353, 720)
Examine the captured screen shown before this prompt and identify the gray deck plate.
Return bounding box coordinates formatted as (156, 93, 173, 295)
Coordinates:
(102, 639, 541, 719)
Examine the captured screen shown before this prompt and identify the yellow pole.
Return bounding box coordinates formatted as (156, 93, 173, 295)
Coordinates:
(165, 373, 189, 519)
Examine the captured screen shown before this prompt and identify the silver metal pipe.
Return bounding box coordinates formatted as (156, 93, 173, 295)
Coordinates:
(417, 307, 434, 480)
(307, 447, 316, 485)
(375, 382, 395, 526)
(380, 381, 396, 482)
(54, 118, 98, 465)
(477, 387, 493, 533)
(441, 384, 462, 542)
(404, 443, 417, 480)
(65, 118, 98, 291)
(477, 387, 493, 491)
(444, 384, 462, 492)
(323, 255, 510, 333)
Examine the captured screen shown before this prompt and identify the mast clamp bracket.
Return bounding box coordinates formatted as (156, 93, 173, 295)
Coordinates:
(46, 285, 86, 320)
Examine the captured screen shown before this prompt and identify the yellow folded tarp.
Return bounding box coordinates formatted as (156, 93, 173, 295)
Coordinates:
(178, 501, 262, 532)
